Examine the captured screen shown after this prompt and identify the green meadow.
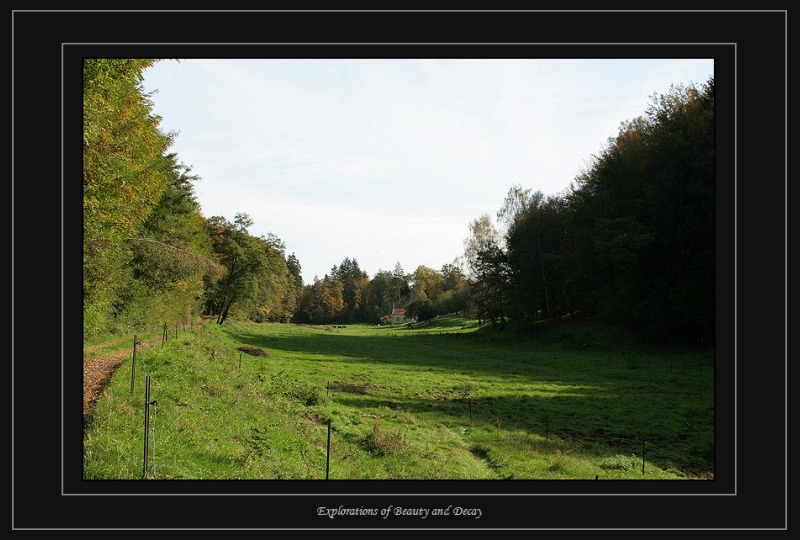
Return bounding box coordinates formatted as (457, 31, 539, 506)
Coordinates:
(83, 315, 714, 480)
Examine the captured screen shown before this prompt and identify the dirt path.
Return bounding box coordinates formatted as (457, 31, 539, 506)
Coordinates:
(83, 337, 161, 418)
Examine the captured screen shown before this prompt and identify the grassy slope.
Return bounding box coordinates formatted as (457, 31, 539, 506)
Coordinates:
(83, 314, 713, 480)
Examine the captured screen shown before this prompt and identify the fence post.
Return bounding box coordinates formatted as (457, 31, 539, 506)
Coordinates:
(143, 376, 151, 478)
(642, 441, 646, 475)
(326, 420, 332, 480)
(130, 335, 137, 395)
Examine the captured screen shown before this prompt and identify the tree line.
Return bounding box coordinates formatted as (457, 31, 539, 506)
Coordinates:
(83, 59, 302, 337)
(463, 77, 715, 344)
(84, 58, 713, 345)
(293, 259, 471, 326)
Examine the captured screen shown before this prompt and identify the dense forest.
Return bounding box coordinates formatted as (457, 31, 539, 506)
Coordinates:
(83, 58, 714, 345)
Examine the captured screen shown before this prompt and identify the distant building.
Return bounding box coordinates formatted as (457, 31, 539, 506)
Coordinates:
(391, 305, 408, 324)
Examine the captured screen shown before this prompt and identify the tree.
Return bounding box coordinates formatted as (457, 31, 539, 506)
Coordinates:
(282, 252, 304, 321)
(463, 214, 501, 279)
(406, 298, 437, 325)
(126, 153, 224, 327)
(505, 193, 573, 325)
(368, 269, 396, 321)
(561, 78, 715, 341)
(286, 253, 303, 292)
(391, 262, 410, 303)
(441, 259, 467, 292)
(353, 273, 373, 323)
(471, 240, 510, 327)
(496, 184, 543, 239)
(330, 257, 366, 323)
(234, 212, 254, 231)
(204, 215, 284, 325)
(438, 259, 470, 315)
(409, 265, 443, 306)
(464, 215, 509, 326)
(295, 277, 344, 324)
(83, 58, 177, 336)
(249, 233, 294, 323)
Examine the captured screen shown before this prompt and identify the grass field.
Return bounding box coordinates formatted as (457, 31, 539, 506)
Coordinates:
(82, 314, 714, 480)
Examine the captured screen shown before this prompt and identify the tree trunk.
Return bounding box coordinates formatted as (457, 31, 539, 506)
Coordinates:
(217, 300, 232, 325)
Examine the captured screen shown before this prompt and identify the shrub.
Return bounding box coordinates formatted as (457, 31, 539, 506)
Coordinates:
(363, 422, 405, 456)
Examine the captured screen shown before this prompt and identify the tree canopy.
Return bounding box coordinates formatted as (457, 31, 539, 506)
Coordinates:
(82, 59, 300, 337)
(464, 78, 715, 343)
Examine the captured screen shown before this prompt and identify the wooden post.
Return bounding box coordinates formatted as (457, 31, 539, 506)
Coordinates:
(130, 335, 137, 395)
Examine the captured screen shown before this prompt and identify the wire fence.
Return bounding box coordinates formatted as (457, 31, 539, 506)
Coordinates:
(122, 319, 712, 480)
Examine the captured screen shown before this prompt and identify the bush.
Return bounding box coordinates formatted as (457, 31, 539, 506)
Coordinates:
(83, 305, 110, 340)
(599, 454, 638, 471)
(362, 422, 405, 456)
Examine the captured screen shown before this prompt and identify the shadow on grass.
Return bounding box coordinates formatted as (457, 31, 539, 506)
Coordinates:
(325, 385, 713, 478)
(223, 324, 714, 478)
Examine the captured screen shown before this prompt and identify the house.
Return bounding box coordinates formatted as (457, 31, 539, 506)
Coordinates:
(391, 305, 408, 324)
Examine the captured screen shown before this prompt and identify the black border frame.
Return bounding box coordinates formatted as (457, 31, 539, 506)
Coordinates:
(12, 9, 786, 532)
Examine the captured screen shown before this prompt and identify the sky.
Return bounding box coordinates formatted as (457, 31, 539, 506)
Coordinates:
(140, 58, 713, 285)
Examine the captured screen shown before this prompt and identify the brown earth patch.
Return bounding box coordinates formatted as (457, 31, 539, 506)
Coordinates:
(304, 412, 321, 424)
(237, 346, 269, 357)
(83, 337, 161, 419)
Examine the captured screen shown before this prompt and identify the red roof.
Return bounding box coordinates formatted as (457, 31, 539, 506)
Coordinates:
(392, 308, 406, 315)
